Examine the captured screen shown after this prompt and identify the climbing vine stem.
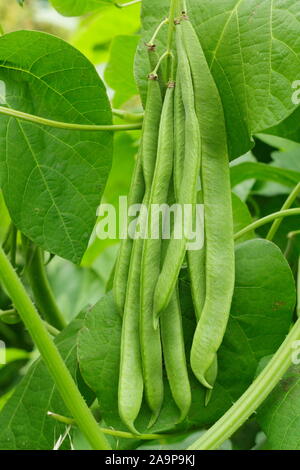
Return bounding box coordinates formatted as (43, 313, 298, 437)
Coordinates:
(0, 245, 111, 450)
(234, 208, 300, 241)
(188, 317, 300, 450)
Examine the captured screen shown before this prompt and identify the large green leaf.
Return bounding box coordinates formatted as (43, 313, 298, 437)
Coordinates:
(0, 312, 94, 450)
(135, 0, 300, 159)
(258, 365, 300, 449)
(78, 239, 296, 434)
(0, 31, 113, 263)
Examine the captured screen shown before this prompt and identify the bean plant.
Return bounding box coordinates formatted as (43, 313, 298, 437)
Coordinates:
(0, 0, 300, 451)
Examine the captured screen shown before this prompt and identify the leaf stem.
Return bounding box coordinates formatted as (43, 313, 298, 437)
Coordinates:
(266, 182, 300, 241)
(234, 208, 300, 241)
(147, 18, 169, 47)
(47, 412, 167, 440)
(188, 317, 300, 450)
(0, 245, 111, 450)
(0, 106, 142, 132)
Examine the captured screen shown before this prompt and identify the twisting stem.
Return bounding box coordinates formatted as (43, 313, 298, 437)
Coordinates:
(147, 18, 169, 47)
(150, 51, 171, 77)
(266, 182, 300, 241)
(234, 208, 300, 241)
(0, 245, 111, 450)
(188, 317, 300, 450)
(0, 106, 142, 132)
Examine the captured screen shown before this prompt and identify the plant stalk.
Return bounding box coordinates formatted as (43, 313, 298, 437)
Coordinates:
(0, 106, 142, 132)
(0, 245, 111, 450)
(188, 317, 300, 450)
(267, 182, 300, 241)
(234, 208, 300, 241)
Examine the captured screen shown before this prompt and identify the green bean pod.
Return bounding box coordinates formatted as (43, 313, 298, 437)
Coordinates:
(181, 18, 235, 389)
(140, 83, 174, 422)
(160, 287, 191, 422)
(118, 234, 144, 434)
(153, 25, 201, 323)
(187, 191, 206, 323)
(173, 69, 185, 200)
(113, 156, 144, 314)
(113, 75, 162, 315)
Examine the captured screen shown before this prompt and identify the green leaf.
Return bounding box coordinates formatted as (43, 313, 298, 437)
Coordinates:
(0, 312, 94, 450)
(135, 0, 300, 159)
(105, 35, 139, 107)
(0, 31, 113, 264)
(258, 365, 300, 449)
(78, 240, 296, 434)
(82, 132, 138, 265)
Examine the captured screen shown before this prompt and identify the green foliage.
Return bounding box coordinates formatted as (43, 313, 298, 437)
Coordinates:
(78, 240, 295, 434)
(258, 364, 300, 449)
(105, 35, 140, 108)
(0, 31, 113, 263)
(0, 312, 94, 450)
(135, 0, 300, 159)
(0, 0, 300, 452)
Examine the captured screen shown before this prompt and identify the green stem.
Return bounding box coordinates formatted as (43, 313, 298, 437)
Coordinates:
(167, 0, 179, 52)
(147, 18, 169, 47)
(234, 208, 300, 241)
(112, 108, 144, 123)
(10, 225, 17, 267)
(48, 412, 167, 440)
(165, 0, 179, 79)
(0, 106, 142, 132)
(267, 182, 300, 241)
(188, 317, 300, 450)
(0, 245, 111, 450)
(25, 245, 66, 331)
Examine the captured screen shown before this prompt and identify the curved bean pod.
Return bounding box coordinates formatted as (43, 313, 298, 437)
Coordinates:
(113, 75, 162, 315)
(113, 156, 144, 314)
(182, 18, 235, 389)
(160, 287, 191, 422)
(140, 83, 175, 422)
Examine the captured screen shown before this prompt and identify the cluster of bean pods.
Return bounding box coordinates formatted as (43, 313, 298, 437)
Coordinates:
(113, 12, 235, 433)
